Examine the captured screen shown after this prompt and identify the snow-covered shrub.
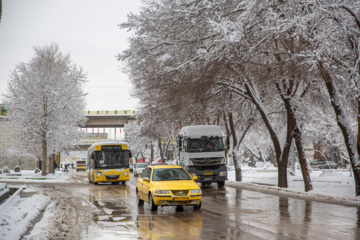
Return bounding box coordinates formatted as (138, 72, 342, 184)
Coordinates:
(3, 166, 10, 173)
(14, 166, 21, 172)
(34, 168, 40, 173)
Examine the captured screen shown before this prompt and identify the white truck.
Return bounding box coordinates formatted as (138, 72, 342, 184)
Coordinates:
(178, 125, 227, 188)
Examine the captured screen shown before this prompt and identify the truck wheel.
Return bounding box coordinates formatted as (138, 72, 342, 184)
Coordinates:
(149, 194, 158, 211)
(217, 181, 225, 188)
(137, 189, 144, 206)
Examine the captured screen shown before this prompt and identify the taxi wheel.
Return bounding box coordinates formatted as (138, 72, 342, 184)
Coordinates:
(136, 189, 144, 206)
(149, 194, 158, 211)
(193, 202, 201, 210)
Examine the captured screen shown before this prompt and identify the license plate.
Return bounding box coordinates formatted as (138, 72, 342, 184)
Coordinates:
(204, 178, 212, 181)
(204, 172, 213, 175)
(174, 197, 189, 201)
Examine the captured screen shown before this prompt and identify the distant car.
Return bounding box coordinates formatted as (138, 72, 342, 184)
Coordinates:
(75, 160, 86, 172)
(129, 164, 133, 172)
(136, 165, 202, 211)
(318, 161, 338, 169)
(310, 159, 324, 167)
(134, 163, 148, 177)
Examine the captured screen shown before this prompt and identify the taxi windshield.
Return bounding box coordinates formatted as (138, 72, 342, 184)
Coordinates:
(152, 168, 191, 181)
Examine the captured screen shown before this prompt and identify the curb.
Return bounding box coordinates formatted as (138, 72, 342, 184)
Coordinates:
(0, 187, 23, 214)
(0, 171, 63, 181)
(0, 177, 48, 180)
(225, 180, 360, 207)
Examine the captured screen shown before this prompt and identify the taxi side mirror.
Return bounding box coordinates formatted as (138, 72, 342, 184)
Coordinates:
(192, 176, 198, 181)
(143, 177, 150, 182)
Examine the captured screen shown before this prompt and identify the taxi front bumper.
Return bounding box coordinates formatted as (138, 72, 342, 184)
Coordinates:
(152, 194, 202, 206)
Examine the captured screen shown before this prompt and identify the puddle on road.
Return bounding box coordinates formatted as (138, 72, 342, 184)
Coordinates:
(89, 195, 133, 223)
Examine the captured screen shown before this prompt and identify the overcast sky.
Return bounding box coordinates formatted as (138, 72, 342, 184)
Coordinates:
(0, 0, 142, 111)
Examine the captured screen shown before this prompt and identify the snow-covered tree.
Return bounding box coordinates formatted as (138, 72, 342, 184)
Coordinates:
(3, 43, 87, 176)
(119, 0, 360, 194)
(124, 122, 149, 163)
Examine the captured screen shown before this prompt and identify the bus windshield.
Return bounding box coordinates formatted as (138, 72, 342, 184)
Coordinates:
(94, 150, 129, 169)
(187, 137, 224, 152)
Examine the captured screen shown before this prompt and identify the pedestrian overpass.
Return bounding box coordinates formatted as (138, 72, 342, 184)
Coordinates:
(72, 110, 137, 151)
(83, 110, 136, 128)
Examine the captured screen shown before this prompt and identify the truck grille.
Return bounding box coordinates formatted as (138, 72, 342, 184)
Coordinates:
(194, 165, 221, 171)
(191, 158, 222, 166)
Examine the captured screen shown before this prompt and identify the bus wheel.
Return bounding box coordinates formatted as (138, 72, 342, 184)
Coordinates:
(217, 181, 225, 188)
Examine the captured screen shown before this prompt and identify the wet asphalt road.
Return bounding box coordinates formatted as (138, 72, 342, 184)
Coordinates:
(9, 172, 360, 239)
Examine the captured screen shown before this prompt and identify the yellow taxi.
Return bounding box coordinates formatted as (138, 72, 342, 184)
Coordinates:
(136, 164, 202, 211)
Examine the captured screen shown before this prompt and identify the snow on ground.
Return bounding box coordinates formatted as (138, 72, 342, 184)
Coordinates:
(227, 164, 360, 206)
(0, 166, 359, 240)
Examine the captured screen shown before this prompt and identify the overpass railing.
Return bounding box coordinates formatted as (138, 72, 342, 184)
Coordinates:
(85, 110, 136, 115)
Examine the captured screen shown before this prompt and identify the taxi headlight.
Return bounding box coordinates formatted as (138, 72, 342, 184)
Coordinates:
(155, 190, 169, 194)
(95, 171, 102, 176)
(123, 172, 129, 176)
(191, 189, 202, 194)
(220, 171, 227, 177)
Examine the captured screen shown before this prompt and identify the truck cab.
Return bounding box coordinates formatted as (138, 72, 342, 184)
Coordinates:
(178, 125, 227, 188)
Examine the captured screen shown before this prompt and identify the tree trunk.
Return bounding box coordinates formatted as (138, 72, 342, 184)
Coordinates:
(318, 60, 360, 196)
(228, 112, 237, 148)
(245, 83, 285, 186)
(41, 132, 47, 176)
(358, 98, 360, 158)
(228, 112, 242, 180)
(49, 154, 54, 175)
(294, 127, 313, 192)
(277, 114, 292, 188)
(223, 113, 231, 163)
(150, 142, 154, 163)
(233, 150, 242, 181)
(287, 103, 313, 192)
(158, 138, 163, 161)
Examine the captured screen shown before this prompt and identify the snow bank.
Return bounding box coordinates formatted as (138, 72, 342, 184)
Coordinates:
(0, 188, 51, 240)
(227, 167, 360, 206)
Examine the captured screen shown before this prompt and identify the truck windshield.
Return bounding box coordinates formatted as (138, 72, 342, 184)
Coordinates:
(187, 137, 224, 152)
